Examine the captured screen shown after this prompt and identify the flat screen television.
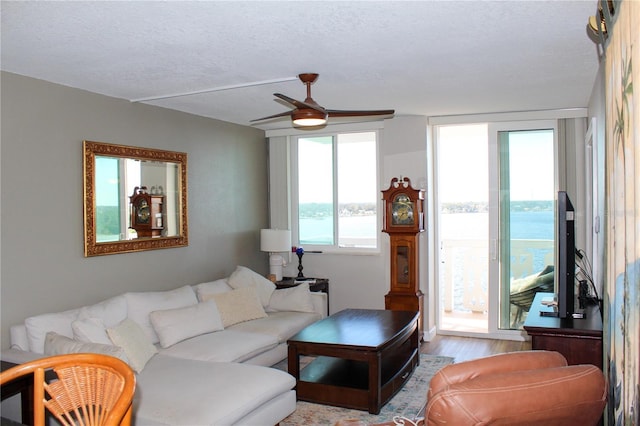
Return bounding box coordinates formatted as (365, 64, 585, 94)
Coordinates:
(555, 190, 576, 319)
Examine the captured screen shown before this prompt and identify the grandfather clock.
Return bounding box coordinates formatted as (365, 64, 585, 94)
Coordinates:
(130, 186, 165, 238)
(382, 177, 425, 339)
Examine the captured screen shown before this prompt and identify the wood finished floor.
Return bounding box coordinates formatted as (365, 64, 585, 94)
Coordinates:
(420, 335, 532, 363)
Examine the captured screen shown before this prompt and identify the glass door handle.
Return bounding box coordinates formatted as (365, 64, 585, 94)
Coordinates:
(490, 239, 497, 260)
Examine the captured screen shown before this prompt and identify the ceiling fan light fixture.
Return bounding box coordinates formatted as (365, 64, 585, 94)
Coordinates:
(292, 109, 327, 127)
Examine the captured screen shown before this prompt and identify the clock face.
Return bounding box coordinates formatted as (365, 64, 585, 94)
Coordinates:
(391, 194, 414, 225)
(136, 199, 150, 224)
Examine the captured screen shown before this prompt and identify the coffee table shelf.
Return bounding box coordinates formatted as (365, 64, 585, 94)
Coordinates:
(301, 357, 369, 389)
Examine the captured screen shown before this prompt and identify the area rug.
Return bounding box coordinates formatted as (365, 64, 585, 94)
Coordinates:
(273, 354, 453, 425)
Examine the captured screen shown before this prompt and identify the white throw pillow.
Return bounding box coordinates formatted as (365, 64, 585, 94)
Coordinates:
(44, 332, 128, 363)
(124, 285, 198, 344)
(193, 279, 233, 302)
(227, 266, 276, 307)
(72, 317, 112, 344)
(203, 287, 267, 327)
(267, 283, 315, 313)
(25, 308, 80, 354)
(150, 301, 224, 348)
(107, 319, 158, 373)
(77, 295, 128, 328)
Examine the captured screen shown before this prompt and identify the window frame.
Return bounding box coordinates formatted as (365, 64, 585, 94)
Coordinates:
(290, 129, 381, 254)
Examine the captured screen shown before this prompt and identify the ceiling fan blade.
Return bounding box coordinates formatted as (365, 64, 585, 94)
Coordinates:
(274, 93, 325, 113)
(250, 110, 293, 122)
(326, 109, 395, 118)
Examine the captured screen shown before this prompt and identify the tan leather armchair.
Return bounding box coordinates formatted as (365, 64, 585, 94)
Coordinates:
(426, 350, 606, 425)
(336, 351, 606, 426)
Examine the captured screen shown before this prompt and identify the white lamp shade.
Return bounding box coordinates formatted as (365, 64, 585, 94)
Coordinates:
(260, 229, 291, 253)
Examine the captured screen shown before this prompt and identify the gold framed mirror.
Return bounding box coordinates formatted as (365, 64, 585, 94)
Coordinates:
(83, 140, 188, 256)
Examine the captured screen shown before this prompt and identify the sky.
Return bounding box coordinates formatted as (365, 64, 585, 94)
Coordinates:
(297, 126, 555, 206)
(298, 132, 377, 205)
(437, 124, 555, 203)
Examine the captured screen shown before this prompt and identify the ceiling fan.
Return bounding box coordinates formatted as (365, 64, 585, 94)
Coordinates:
(251, 73, 394, 127)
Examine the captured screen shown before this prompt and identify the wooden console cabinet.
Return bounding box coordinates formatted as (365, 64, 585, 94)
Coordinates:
(523, 292, 603, 369)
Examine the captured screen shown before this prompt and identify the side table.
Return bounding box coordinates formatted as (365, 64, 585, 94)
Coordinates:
(1, 360, 32, 426)
(276, 277, 329, 316)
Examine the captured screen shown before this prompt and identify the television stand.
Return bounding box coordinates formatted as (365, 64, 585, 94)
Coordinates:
(524, 292, 602, 369)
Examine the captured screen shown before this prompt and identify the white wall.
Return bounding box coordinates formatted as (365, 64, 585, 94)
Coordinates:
(0, 72, 270, 349)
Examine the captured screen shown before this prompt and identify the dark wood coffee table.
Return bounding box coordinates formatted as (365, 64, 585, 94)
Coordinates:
(287, 308, 420, 414)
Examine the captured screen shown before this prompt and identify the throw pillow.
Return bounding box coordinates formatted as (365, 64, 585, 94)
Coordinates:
(107, 318, 158, 373)
(149, 301, 224, 348)
(25, 308, 80, 354)
(71, 317, 112, 345)
(44, 332, 128, 363)
(203, 287, 267, 327)
(227, 266, 276, 307)
(266, 282, 315, 313)
(193, 279, 233, 302)
(77, 295, 128, 327)
(124, 285, 198, 344)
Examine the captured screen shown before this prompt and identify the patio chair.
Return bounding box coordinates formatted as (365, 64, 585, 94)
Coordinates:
(0, 353, 136, 426)
(510, 265, 555, 325)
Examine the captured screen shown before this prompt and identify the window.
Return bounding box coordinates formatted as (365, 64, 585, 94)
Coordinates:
(95, 156, 121, 242)
(295, 131, 378, 250)
(94, 157, 142, 242)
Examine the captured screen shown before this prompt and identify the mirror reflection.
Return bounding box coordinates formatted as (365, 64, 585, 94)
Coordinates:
(95, 157, 180, 242)
(84, 141, 188, 257)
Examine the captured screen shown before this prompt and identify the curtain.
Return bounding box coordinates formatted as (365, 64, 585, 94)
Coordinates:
(603, 1, 639, 424)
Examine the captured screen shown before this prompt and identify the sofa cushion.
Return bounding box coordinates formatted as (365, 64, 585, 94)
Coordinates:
(204, 287, 268, 327)
(71, 317, 112, 344)
(77, 294, 128, 327)
(267, 282, 315, 313)
(124, 285, 197, 344)
(159, 329, 279, 363)
(107, 318, 158, 373)
(134, 355, 295, 425)
(228, 265, 276, 307)
(25, 308, 80, 353)
(44, 331, 128, 363)
(193, 279, 233, 301)
(230, 311, 321, 343)
(149, 301, 224, 348)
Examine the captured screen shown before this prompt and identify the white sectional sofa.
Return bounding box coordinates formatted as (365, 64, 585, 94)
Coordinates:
(2, 266, 327, 425)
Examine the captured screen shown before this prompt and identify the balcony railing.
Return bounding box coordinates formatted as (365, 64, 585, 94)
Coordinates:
(440, 239, 554, 314)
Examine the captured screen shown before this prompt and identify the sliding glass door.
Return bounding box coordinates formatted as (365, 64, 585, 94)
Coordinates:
(436, 121, 556, 337)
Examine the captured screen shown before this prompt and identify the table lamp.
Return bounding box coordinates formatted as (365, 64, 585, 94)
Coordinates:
(260, 229, 291, 281)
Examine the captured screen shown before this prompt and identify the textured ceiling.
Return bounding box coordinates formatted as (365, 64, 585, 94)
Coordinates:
(1, 1, 600, 131)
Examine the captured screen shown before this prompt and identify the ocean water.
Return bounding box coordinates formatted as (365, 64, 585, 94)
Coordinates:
(441, 211, 554, 240)
(300, 210, 554, 244)
(299, 215, 377, 245)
